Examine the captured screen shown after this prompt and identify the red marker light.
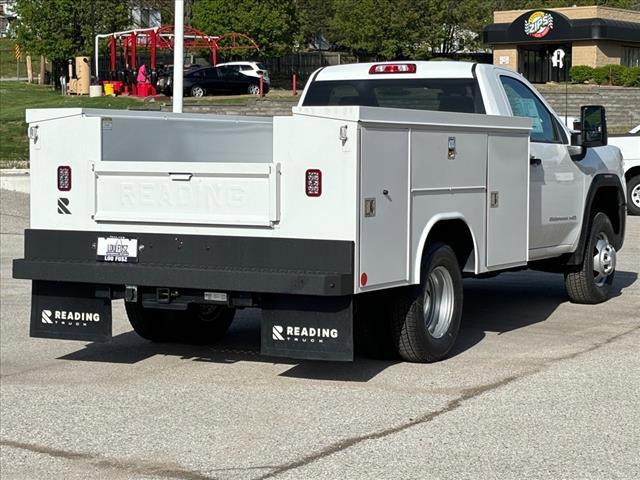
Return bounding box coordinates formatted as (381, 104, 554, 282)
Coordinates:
(305, 169, 322, 197)
(369, 64, 416, 74)
(360, 272, 368, 287)
(57, 166, 72, 191)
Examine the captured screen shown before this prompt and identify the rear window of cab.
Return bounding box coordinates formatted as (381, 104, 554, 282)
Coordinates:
(303, 78, 485, 114)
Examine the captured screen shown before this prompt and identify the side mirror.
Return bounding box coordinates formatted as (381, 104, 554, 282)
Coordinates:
(580, 105, 608, 148)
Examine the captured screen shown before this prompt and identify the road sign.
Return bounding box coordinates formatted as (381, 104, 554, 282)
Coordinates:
(15, 44, 22, 61)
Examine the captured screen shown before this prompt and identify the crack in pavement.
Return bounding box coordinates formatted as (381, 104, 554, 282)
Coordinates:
(0, 440, 218, 480)
(253, 324, 640, 480)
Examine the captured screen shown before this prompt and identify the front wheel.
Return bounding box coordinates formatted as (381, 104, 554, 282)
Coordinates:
(565, 212, 617, 304)
(627, 175, 640, 216)
(190, 85, 205, 97)
(391, 243, 463, 363)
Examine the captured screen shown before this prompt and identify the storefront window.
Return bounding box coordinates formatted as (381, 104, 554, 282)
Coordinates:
(622, 47, 640, 67)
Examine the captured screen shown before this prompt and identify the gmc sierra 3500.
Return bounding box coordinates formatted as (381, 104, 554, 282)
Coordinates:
(13, 61, 626, 363)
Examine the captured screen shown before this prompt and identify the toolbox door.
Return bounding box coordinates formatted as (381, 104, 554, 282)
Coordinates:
(486, 134, 529, 268)
(359, 127, 409, 289)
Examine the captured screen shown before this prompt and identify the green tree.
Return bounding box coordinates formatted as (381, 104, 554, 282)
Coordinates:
(329, 0, 432, 59)
(295, 0, 335, 50)
(14, 0, 130, 61)
(492, 0, 639, 10)
(429, 1, 495, 55)
(192, 0, 298, 56)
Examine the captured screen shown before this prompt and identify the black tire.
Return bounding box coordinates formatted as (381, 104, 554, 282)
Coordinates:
(182, 304, 235, 344)
(565, 212, 617, 304)
(391, 242, 463, 363)
(190, 85, 205, 97)
(125, 301, 175, 342)
(354, 291, 399, 360)
(627, 175, 640, 216)
(125, 302, 235, 343)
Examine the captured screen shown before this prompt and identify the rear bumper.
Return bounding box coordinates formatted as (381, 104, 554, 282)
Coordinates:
(13, 230, 354, 296)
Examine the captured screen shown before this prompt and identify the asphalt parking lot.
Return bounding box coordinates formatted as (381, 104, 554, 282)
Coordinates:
(1, 187, 639, 480)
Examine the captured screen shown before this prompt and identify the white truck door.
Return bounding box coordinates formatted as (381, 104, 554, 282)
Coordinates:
(499, 76, 582, 251)
(359, 127, 409, 288)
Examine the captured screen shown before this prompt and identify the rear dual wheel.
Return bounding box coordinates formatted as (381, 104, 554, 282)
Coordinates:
(357, 243, 463, 363)
(393, 243, 463, 362)
(125, 301, 235, 344)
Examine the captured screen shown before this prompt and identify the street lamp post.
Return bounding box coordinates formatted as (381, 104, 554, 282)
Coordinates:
(173, 0, 184, 113)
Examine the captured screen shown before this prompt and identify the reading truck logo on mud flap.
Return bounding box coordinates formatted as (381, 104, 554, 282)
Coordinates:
(272, 325, 339, 343)
(41, 309, 101, 326)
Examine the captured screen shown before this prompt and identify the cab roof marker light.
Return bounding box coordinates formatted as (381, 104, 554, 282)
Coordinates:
(369, 64, 417, 74)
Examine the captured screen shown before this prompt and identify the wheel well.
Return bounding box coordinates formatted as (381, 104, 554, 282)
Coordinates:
(625, 166, 640, 183)
(591, 186, 622, 236)
(422, 219, 475, 273)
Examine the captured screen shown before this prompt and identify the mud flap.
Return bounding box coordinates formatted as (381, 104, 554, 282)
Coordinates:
(261, 295, 353, 361)
(30, 281, 112, 342)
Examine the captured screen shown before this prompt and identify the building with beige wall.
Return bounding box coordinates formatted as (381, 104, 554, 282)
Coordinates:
(483, 6, 640, 83)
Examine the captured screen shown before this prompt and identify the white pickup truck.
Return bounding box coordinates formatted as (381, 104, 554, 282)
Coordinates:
(13, 61, 627, 363)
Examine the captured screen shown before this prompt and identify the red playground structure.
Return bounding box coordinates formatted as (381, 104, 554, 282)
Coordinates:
(94, 25, 260, 96)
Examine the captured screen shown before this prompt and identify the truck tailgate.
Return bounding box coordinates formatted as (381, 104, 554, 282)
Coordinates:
(93, 161, 280, 227)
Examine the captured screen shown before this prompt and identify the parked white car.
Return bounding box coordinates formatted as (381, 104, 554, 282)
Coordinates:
(216, 61, 270, 85)
(609, 125, 640, 215)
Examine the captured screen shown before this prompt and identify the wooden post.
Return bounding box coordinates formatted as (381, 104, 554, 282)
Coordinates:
(39, 56, 45, 85)
(26, 55, 33, 83)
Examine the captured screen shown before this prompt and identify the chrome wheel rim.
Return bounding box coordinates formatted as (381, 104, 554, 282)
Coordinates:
(192, 86, 204, 97)
(248, 84, 259, 95)
(593, 232, 616, 287)
(632, 184, 640, 209)
(423, 266, 455, 339)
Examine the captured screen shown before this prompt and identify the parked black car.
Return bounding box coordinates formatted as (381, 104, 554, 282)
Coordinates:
(160, 66, 269, 97)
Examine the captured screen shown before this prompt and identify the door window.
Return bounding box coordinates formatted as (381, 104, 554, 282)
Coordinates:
(500, 76, 560, 143)
(203, 68, 218, 79)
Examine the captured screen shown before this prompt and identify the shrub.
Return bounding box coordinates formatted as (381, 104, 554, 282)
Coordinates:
(621, 67, 640, 87)
(570, 65, 594, 84)
(592, 66, 610, 84)
(571, 64, 640, 87)
(608, 64, 628, 85)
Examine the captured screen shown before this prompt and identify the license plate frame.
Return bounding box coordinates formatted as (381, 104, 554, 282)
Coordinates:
(96, 236, 138, 263)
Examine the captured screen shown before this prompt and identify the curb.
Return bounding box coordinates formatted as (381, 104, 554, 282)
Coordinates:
(0, 169, 30, 194)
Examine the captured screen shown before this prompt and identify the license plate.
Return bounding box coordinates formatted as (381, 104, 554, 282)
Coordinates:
(97, 236, 138, 263)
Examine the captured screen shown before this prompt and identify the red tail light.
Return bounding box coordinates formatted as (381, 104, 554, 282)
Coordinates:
(57, 165, 72, 191)
(305, 169, 322, 197)
(369, 63, 416, 74)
